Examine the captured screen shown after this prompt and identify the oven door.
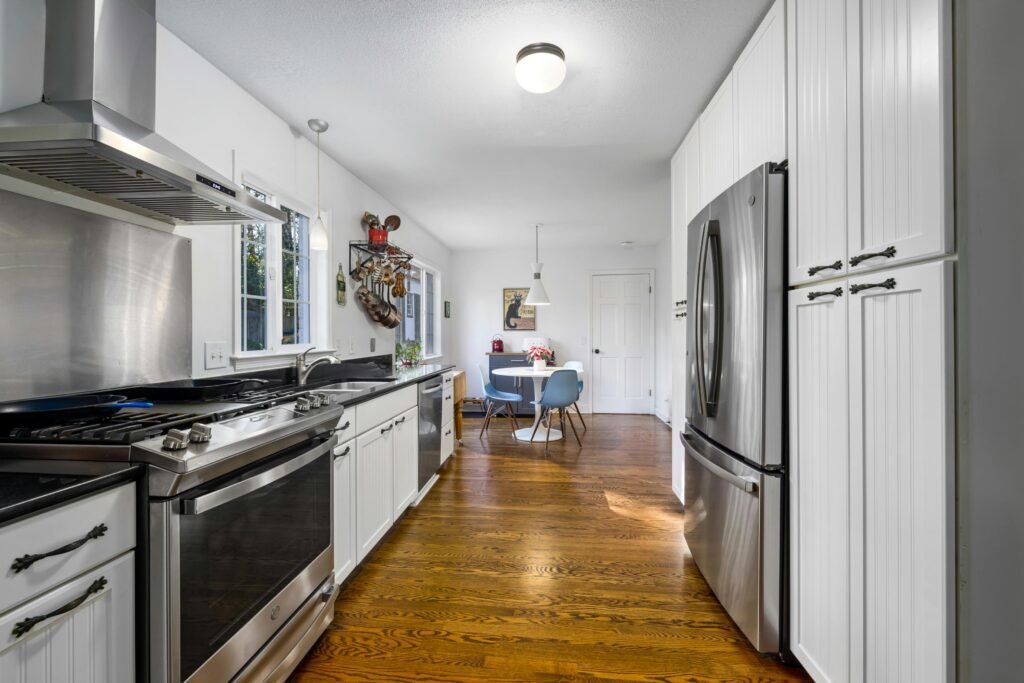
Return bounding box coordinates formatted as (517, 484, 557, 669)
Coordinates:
(150, 436, 335, 683)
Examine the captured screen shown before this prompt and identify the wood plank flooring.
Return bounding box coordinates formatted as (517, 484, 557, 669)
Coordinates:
(291, 414, 809, 682)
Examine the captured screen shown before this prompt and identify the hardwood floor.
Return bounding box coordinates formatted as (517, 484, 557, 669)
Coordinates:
(291, 414, 808, 682)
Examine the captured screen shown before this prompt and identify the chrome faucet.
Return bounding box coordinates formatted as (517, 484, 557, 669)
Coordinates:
(296, 347, 341, 386)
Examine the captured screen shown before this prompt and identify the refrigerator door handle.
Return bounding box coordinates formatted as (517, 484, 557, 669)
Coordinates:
(680, 432, 758, 494)
(706, 221, 724, 415)
(694, 221, 710, 417)
(694, 220, 723, 417)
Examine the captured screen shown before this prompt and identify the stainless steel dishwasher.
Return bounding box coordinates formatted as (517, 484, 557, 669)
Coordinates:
(418, 376, 444, 489)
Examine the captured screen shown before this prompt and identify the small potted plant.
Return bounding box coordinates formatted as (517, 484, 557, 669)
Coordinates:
(526, 344, 553, 370)
(396, 340, 422, 367)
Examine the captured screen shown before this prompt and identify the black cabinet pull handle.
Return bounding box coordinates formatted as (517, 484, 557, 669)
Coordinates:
(674, 299, 687, 306)
(339, 421, 351, 431)
(11, 524, 108, 574)
(445, 430, 452, 436)
(594, 349, 600, 354)
(808, 260, 843, 277)
(394, 416, 406, 425)
(13, 577, 107, 638)
(807, 287, 844, 301)
(850, 278, 897, 295)
(850, 245, 896, 267)
(380, 424, 394, 434)
(333, 445, 351, 459)
(675, 312, 687, 318)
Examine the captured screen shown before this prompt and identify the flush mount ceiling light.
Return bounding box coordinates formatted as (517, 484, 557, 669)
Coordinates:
(525, 224, 551, 306)
(307, 118, 330, 251)
(515, 43, 566, 94)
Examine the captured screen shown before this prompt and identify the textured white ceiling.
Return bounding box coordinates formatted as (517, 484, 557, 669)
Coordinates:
(157, 0, 770, 249)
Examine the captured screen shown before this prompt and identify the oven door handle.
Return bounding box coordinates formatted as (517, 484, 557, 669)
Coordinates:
(180, 437, 335, 515)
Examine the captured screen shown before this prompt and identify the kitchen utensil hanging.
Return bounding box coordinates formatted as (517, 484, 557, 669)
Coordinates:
(349, 231, 414, 329)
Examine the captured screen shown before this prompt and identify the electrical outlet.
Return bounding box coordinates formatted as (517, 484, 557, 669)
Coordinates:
(370, 337, 376, 353)
(204, 341, 227, 370)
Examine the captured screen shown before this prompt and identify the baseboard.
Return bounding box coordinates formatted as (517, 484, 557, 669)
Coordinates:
(655, 409, 671, 425)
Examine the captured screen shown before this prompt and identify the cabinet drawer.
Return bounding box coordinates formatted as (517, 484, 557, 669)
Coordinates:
(333, 406, 356, 444)
(0, 483, 135, 614)
(356, 386, 417, 435)
(441, 420, 455, 464)
(0, 551, 134, 681)
(442, 386, 454, 426)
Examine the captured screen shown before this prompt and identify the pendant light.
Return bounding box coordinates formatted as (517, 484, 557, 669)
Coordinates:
(515, 43, 566, 94)
(525, 224, 551, 306)
(307, 118, 329, 251)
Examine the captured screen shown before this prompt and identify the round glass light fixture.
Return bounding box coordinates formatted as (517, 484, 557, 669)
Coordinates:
(515, 43, 566, 94)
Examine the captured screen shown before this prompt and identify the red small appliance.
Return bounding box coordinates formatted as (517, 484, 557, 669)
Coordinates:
(491, 334, 504, 353)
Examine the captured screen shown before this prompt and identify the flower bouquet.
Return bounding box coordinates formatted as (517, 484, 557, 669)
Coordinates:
(526, 344, 554, 370)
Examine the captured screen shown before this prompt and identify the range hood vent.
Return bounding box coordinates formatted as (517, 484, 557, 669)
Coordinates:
(0, 0, 286, 225)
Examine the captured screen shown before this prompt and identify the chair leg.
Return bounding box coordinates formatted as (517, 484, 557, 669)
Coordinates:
(529, 410, 542, 443)
(565, 409, 582, 447)
(573, 402, 587, 431)
(479, 401, 494, 437)
(544, 409, 552, 456)
(508, 404, 520, 431)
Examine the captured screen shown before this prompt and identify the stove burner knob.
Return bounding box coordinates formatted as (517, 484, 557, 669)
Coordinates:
(295, 396, 312, 412)
(307, 393, 322, 408)
(311, 393, 329, 408)
(189, 423, 213, 443)
(162, 428, 190, 451)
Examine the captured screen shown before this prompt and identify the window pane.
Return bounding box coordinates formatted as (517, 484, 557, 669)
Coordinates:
(297, 303, 310, 345)
(282, 218, 297, 253)
(282, 252, 295, 300)
(245, 239, 266, 296)
(296, 256, 309, 301)
(425, 271, 436, 355)
(282, 302, 296, 345)
(244, 297, 266, 351)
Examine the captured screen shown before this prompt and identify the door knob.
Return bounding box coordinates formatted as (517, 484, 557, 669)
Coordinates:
(594, 349, 600, 354)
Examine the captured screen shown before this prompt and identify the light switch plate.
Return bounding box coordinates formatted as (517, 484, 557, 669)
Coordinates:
(204, 341, 227, 370)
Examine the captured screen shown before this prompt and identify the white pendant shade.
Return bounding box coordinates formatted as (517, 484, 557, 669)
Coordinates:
(310, 215, 329, 251)
(515, 43, 566, 94)
(526, 262, 550, 305)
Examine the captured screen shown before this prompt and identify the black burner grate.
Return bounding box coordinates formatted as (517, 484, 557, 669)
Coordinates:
(2, 411, 203, 444)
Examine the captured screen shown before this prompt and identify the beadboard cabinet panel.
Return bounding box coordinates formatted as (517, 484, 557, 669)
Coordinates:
(392, 405, 419, 518)
(332, 439, 357, 584)
(699, 74, 737, 207)
(848, 260, 954, 682)
(847, 0, 953, 272)
(789, 287, 850, 682)
(355, 423, 394, 562)
(735, 0, 788, 178)
(788, 0, 849, 286)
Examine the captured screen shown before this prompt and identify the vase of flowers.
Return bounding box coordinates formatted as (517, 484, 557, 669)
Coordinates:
(526, 344, 553, 370)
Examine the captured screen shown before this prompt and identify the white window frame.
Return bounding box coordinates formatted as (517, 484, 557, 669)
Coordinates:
(397, 258, 443, 360)
(232, 177, 329, 365)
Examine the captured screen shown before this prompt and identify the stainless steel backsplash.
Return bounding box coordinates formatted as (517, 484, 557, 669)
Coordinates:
(0, 188, 191, 401)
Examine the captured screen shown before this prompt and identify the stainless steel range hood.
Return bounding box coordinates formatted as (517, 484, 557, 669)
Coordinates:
(0, 0, 286, 225)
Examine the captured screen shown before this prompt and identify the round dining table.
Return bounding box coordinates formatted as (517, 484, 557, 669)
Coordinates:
(491, 365, 583, 442)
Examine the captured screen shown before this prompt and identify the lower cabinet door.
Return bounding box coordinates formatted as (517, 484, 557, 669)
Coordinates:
(392, 406, 419, 518)
(848, 260, 954, 682)
(332, 439, 357, 584)
(788, 285, 851, 682)
(0, 551, 134, 683)
(356, 423, 395, 562)
(441, 420, 455, 464)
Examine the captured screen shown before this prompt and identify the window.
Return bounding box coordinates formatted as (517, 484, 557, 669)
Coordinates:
(238, 185, 322, 355)
(395, 261, 441, 357)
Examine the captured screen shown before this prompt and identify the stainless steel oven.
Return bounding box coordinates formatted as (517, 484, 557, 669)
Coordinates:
(149, 432, 337, 682)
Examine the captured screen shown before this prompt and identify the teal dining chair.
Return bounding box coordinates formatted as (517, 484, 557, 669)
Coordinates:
(562, 360, 587, 431)
(529, 369, 583, 455)
(477, 364, 522, 438)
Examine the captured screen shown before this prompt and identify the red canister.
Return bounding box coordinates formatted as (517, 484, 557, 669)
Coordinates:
(491, 334, 504, 353)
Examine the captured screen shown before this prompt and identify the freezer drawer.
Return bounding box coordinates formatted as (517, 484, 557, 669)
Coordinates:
(681, 429, 781, 653)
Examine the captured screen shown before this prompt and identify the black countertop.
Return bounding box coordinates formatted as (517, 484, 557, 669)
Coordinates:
(0, 462, 143, 527)
(309, 363, 456, 409)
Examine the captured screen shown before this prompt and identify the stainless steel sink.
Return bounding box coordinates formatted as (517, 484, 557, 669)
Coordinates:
(317, 380, 394, 393)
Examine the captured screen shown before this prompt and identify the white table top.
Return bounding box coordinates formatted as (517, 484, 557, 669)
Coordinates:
(492, 365, 584, 378)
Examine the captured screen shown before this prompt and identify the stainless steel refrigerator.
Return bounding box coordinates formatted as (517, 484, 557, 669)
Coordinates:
(682, 162, 786, 654)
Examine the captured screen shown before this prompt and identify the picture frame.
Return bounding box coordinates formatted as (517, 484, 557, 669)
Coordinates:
(502, 287, 536, 331)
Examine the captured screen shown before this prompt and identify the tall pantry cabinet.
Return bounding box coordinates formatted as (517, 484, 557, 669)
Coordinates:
(787, 0, 955, 681)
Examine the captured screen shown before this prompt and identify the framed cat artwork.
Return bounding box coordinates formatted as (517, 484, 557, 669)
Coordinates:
(502, 287, 536, 331)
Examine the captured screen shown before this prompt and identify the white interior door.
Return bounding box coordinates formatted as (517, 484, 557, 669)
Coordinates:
(591, 273, 653, 414)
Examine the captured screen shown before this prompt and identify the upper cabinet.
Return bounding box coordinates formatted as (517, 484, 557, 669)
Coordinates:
(734, 0, 788, 178)
(699, 74, 737, 207)
(847, 0, 953, 272)
(787, 0, 849, 286)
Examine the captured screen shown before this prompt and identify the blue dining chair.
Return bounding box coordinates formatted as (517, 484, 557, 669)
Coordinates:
(562, 360, 587, 431)
(477, 364, 522, 438)
(529, 369, 583, 455)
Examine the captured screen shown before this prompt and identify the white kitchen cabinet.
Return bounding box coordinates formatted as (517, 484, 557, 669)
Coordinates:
(847, 0, 952, 272)
(0, 551, 134, 683)
(441, 420, 454, 465)
(355, 421, 394, 562)
(787, 0, 849, 286)
(848, 260, 953, 682)
(734, 0, 787, 178)
(332, 439, 357, 584)
(392, 406, 419, 518)
(699, 73, 736, 207)
(788, 285, 850, 682)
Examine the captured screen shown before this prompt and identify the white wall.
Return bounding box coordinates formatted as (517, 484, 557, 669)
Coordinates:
(0, 0, 453, 377)
(451, 244, 670, 413)
(653, 236, 673, 423)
